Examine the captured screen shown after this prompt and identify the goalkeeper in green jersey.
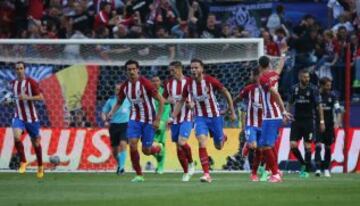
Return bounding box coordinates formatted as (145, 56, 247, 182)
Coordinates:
(151, 75, 171, 174)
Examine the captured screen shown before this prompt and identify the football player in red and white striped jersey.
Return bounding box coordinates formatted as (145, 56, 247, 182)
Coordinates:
(9, 62, 44, 178)
(173, 58, 236, 183)
(108, 59, 165, 182)
(163, 61, 195, 182)
(257, 56, 292, 183)
(234, 68, 264, 181)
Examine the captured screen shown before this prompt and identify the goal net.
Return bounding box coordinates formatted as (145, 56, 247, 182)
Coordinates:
(0, 38, 280, 172)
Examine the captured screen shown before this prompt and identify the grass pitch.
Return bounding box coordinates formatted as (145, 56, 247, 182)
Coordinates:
(0, 172, 359, 206)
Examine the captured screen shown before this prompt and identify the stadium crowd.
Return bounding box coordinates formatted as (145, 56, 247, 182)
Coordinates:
(1, 0, 360, 100)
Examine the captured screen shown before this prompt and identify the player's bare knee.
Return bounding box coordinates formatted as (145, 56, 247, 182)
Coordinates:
(178, 137, 187, 146)
(129, 140, 138, 150)
(197, 136, 207, 148)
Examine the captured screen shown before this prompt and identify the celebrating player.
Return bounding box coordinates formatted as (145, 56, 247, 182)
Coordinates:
(234, 67, 266, 182)
(101, 84, 130, 175)
(151, 75, 171, 174)
(257, 56, 291, 183)
(108, 60, 165, 182)
(287, 69, 324, 178)
(315, 77, 342, 177)
(173, 58, 236, 183)
(9, 62, 44, 178)
(163, 61, 195, 182)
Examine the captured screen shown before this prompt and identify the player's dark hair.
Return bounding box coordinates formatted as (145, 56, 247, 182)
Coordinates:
(258, 56, 270, 68)
(320, 77, 332, 86)
(15, 61, 25, 69)
(299, 69, 310, 75)
(191, 58, 204, 67)
(125, 59, 139, 68)
(169, 61, 183, 69)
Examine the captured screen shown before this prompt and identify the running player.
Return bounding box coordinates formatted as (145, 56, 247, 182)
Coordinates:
(163, 61, 195, 182)
(234, 67, 265, 182)
(8, 62, 44, 178)
(108, 60, 165, 182)
(173, 58, 236, 183)
(257, 56, 291, 183)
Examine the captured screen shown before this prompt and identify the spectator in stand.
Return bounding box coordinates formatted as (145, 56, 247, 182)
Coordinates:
(188, 0, 206, 37)
(69, 1, 91, 35)
(93, 1, 119, 31)
(262, 30, 280, 56)
(273, 27, 289, 54)
(316, 30, 338, 79)
(171, 21, 190, 38)
(332, 26, 348, 100)
(267, 4, 286, 35)
(221, 24, 232, 38)
(332, 14, 354, 32)
(233, 25, 250, 38)
(28, 0, 44, 22)
(201, 13, 222, 38)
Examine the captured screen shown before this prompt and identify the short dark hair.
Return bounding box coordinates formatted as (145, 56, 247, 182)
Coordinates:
(258, 56, 270, 68)
(125, 59, 139, 68)
(299, 69, 310, 75)
(169, 61, 183, 68)
(190, 58, 204, 67)
(320, 77, 332, 86)
(15, 61, 25, 68)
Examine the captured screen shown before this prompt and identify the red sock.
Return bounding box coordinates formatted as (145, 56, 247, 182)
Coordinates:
(150, 145, 161, 155)
(264, 148, 279, 175)
(177, 146, 188, 173)
(14, 141, 26, 163)
(252, 149, 263, 175)
(181, 143, 193, 163)
(130, 149, 142, 175)
(272, 147, 278, 165)
(34, 144, 43, 166)
(199, 147, 210, 174)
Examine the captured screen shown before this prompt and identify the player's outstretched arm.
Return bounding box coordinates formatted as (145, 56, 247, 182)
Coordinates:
(275, 56, 286, 74)
(220, 87, 236, 121)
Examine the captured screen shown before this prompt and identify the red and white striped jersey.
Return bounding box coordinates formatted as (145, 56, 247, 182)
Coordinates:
(239, 83, 262, 127)
(259, 70, 282, 119)
(11, 77, 41, 123)
(163, 77, 192, 124)
(182, 75, 224, 118)
(118, 76, 157, 123)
